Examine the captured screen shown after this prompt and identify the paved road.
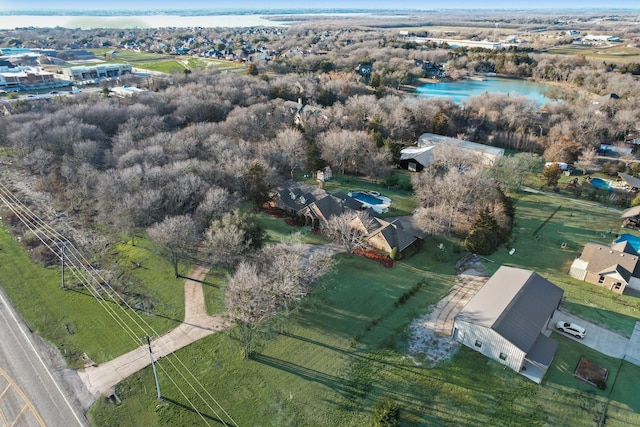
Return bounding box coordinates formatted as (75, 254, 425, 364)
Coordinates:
(0, 288, 88, 427)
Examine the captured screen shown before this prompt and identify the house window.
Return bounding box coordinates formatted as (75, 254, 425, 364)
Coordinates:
(598, 276, 605, 284)
(474, 340, 482, 348)
(614, 282, 622, 290)
(499, 353, 507, 361)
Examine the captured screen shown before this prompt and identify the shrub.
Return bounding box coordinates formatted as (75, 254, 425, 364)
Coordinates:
(434, 242, 450, 262)
(372, 398, 400, 427)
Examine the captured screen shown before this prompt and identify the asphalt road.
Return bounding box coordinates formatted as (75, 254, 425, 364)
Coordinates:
(0, 287, 88, 427)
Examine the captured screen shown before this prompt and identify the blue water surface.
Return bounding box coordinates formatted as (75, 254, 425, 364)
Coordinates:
(351, 192, 384, 205)
(590, 178, 613, 191)
(615, 234, 640, 252)
(416, 77, 552, 106)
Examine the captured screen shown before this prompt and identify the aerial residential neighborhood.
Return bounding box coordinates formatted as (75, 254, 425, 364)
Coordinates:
(0, 5, 640, 427)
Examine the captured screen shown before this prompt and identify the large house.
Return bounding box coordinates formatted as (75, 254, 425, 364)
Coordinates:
(453, 266, 564, 383)
(569, 241, 640, 294)
(272, 182, 423, 258)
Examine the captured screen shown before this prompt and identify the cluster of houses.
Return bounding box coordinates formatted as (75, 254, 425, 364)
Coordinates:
(272, 135, 640, 384)
(453, 211, 640, 383)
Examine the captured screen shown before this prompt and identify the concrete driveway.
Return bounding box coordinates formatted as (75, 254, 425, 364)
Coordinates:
(550, 309, 629, 359)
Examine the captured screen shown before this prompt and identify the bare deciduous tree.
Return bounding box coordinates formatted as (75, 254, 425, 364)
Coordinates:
(275, 128, 306, 178)
(147, 215, 198, 277)
(325, 210, 374, 253)
(225, 261, 276, 358)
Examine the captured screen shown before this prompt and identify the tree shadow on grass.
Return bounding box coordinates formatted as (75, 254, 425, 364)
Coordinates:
(63, 286, 216, 329)
(180, 275, 220, 288)
(162, 396, 236, 426)
(251, 353, 353, 396)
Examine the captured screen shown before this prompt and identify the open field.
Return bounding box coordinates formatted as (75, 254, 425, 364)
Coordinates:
(87, 48, 246, 74)
(89, 232, 640, 426)
(0, 225, 187, 367)
(547, 44, 640, 64)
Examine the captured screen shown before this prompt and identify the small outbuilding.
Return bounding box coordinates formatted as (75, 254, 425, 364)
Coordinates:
(453, 266, 563, 383)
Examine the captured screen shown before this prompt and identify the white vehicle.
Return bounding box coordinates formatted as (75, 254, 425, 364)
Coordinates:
(556, 321, 586, 339)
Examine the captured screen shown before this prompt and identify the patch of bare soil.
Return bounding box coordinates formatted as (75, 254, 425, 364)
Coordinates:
(406, 254, 487, 366)
(575, 357, 609, 388)
(406, 324, 460, 366)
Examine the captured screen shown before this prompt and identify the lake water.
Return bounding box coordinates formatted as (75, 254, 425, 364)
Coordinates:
(416, 77, 552, 105)
(0, 11, 395, 30)
(0, 14, 290, 29)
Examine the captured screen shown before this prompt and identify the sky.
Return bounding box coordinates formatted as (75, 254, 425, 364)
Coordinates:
(0, 0, 638, 10)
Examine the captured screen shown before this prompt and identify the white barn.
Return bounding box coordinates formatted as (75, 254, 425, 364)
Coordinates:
(453, 266, 563, 383)
(418, 133, 504, 166)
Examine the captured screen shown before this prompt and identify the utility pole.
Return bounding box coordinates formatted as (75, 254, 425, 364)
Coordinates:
(143, 335, 162, 399)
(58, 240, 67, 289)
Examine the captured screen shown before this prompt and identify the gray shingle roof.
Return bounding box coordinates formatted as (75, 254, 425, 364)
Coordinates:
(618, 173, 640, 190)
(578, 242, 640, 281)
(456, 266, 564, 353)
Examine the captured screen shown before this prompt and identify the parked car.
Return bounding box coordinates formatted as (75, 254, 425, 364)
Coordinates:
(556, 321, 586, 339)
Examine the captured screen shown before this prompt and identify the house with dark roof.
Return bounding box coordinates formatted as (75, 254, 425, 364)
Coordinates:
(350, 216, 425, 258)
(621, 205, 640, 229)
(617, 173, 640, 192)
(569, 241, 640, 294)
(272, 183, 424, 258)
(453, 266, 564, 383)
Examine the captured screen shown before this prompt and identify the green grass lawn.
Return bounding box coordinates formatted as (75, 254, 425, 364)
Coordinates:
(318, 172, 417, 217)
(89, 247, 640, 426)
(0, 225, 187, 367)
(87, 49, 245, 75)
(4, 167, 640, 425)
(547, 45, 640, 64)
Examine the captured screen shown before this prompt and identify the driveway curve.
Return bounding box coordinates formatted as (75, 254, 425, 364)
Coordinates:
(78, 264, 230, 398)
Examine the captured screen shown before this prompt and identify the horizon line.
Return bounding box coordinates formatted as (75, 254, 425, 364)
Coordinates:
(2, 7, 639, 12)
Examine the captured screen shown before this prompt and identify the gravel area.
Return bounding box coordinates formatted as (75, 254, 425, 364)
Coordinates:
(407, 254, 488, 366)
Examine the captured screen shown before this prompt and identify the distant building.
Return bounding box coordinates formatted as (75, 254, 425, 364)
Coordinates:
(0, 48, 31, 56)
(62, 63, 132, 82)
(111, 85, 146, 97)
(0, 66, 61, 91)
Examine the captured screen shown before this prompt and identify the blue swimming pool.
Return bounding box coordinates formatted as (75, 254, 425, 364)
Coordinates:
(350, 191, 384, 205)
(591, 177, 612, 191)
(615, 233, 640, 252)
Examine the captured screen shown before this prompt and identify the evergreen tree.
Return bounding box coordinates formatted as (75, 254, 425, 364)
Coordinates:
(465, 206, 500, 255)
(244, 160, 270, 208)
(542, 163, 562, 187)
(433, 110, 449, 135)
(304, 141, 327, 173)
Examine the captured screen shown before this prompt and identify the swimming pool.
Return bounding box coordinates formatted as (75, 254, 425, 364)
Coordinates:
(591, 177, 612, 191)
(615, 233, 640, 252)
(350, 191, 384, 205)
(347, 191, 391, 214)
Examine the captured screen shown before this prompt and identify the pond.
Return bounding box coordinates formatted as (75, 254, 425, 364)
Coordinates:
(416, 77, 553, 106)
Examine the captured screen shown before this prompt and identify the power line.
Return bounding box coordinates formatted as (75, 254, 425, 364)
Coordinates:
(0, 181, 237, 426)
